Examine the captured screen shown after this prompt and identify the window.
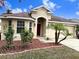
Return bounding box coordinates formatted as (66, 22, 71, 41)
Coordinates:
(29, 22, 32, 32)
(17, 20, 25, 33)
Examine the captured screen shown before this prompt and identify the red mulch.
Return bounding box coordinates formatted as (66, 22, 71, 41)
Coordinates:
(0, 39, 62, 54)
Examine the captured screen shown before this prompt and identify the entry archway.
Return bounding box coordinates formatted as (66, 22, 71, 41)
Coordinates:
(37, 17, 46, 37)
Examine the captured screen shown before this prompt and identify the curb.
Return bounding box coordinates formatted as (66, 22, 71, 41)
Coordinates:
(0, 45, 63, 56)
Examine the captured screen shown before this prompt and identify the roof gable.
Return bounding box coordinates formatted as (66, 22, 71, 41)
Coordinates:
(32, 5, 52, 13)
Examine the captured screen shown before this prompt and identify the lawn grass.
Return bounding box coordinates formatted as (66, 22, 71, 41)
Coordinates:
(0, 46, 79, 59)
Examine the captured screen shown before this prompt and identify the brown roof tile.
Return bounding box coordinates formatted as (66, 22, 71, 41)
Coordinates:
(50, 16, 78, 23)
(1, 12, 31, 18)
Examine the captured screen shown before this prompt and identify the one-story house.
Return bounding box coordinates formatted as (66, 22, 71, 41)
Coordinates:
(0, 6, 78, 40)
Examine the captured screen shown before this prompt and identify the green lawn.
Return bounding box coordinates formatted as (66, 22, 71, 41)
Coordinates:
(0, 46, 79, 59)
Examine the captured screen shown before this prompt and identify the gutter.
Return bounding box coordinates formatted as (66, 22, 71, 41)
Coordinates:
(48, 21, 79, 26)
(0, 16, 35, 22)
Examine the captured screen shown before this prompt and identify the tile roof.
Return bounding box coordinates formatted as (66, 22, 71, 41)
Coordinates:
(1, 12, 31, 18)
(0, 10, 78, 24)
(50, 16, 78, 23)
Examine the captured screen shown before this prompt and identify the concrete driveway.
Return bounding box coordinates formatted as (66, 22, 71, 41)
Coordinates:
(38, 37, 79, 51)
(61, 39, 79, 51)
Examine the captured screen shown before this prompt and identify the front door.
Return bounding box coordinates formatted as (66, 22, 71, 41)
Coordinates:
(37, 24, 41, 36)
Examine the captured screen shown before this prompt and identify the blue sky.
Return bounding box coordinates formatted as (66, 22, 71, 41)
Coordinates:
(0, 0, 79, 19)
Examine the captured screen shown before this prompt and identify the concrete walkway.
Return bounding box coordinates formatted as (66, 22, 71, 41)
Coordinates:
(61, 39, 79, 51)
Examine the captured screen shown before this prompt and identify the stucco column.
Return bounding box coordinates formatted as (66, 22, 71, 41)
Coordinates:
(12, 20, 17, 34)
(46, 18, 48, 37)
(74, 26, 77, 38)
(33, 19, 37, 38)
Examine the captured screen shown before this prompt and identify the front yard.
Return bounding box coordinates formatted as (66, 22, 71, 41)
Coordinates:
(0, 46, 79, 59)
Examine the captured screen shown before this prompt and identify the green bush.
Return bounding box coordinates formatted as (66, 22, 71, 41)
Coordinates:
(20, 29, 34, 47)
(45, 37, 50, 40)
(4, 26, 14, 48)
(76, 25, 79, 31)
(76, 25, 79, 39)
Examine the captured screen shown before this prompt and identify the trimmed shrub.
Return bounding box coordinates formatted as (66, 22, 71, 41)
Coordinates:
(20, 29, 34, 47)
(4, 26, 14, 48)
(45, 37, 50, 40)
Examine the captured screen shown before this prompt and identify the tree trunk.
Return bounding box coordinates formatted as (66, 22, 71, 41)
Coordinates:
(58, 35, 68, 43)
(57, 30, 60, 40)
(55, 30, 58, 44)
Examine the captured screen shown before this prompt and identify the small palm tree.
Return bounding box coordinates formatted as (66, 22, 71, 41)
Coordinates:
(48, 23, 71, 44)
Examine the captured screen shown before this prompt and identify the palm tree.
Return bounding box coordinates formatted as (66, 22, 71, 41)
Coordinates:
(48, 23, 71, 44)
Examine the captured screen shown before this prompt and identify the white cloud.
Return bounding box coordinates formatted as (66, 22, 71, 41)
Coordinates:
(4, 1, 11, 9)
(24, 9, 27, 12)
(29, 5, 33, 9)
(27, 5, 33, 12)
(42, 0, 61, 11)
(12, 8, 23, 13)
(76, 11, 79, 16)
(12, 8, 27, 13)
(42, 0, 56, 10)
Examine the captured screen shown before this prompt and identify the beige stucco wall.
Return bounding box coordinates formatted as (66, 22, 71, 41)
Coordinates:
(13, 20, 31, 40)
(46, 23, 76, 39)
(46, 28, 55, 38)
(1, 19, 8, 40)
(1, 19, 34, 40)
(1, 19, 76, 40)
(31, 8, 51, 38)
(31, 8, 76, 39)
(31, 8, 51, 20)
(1, 19, 18, 40)
(65, 25, 76, 38)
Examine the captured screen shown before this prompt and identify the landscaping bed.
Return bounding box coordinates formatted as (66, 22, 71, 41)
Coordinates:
(0, 46, 79, 59)
(0, 39, 62, 54)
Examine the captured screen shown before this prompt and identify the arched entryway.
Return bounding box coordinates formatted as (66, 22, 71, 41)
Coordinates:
(37, 17, 46, 37)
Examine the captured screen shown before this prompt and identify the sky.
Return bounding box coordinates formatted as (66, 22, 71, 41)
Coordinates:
(0, 0, 79, 19)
